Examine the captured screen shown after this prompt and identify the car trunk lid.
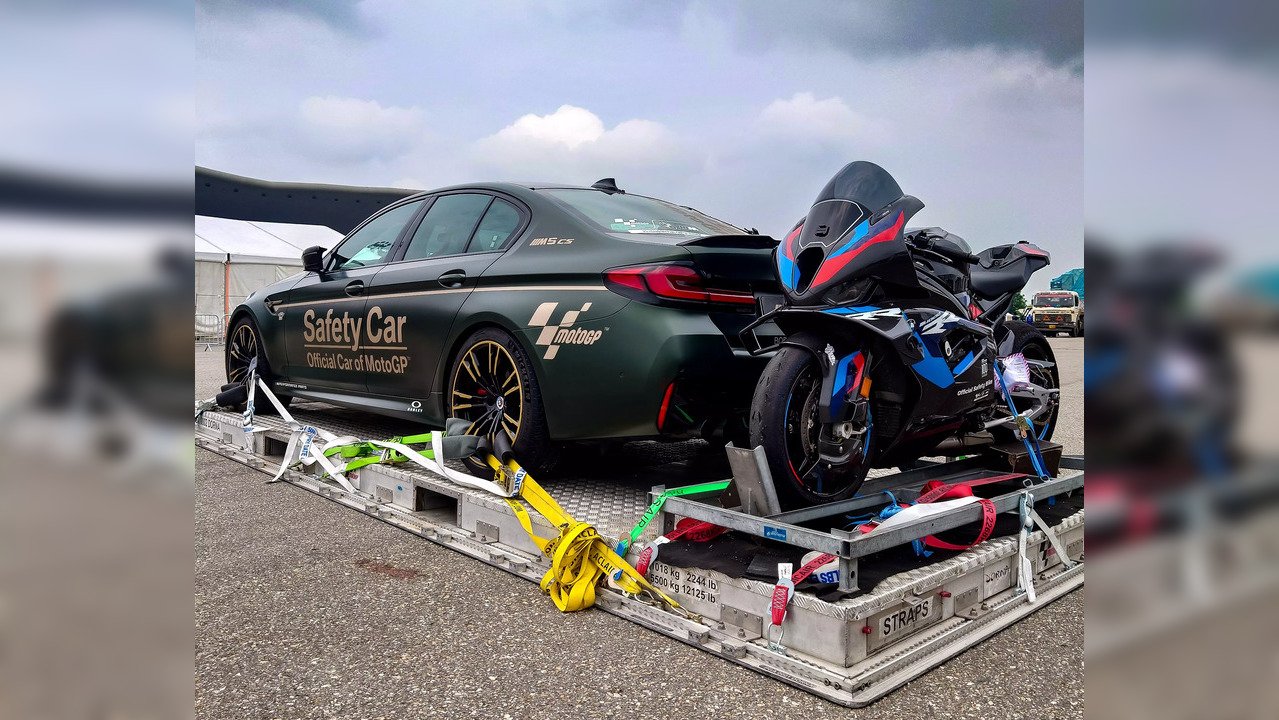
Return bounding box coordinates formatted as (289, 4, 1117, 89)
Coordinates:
(679, 236, 782, 348)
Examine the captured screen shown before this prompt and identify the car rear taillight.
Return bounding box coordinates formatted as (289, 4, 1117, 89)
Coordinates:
(604, 263, 755, 307)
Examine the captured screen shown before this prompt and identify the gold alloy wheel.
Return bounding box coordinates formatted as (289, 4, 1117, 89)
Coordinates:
(227, 322, 259, 385)
(449, 339, 523, 443)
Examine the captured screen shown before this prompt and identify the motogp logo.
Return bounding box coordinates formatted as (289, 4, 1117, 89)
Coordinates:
(529, 301, 605, 359)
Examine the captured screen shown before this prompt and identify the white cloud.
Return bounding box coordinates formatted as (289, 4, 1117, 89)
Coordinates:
(757, 92, 883, 144)
(473, 105, 683, 177)
(297, 96, 426, 163)
(486, 105, 605, 150)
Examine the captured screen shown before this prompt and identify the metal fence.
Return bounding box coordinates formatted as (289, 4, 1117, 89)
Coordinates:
(196, 314, 229, 348)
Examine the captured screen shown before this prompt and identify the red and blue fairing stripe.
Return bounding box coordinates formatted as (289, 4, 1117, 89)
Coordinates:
(830, 351, 865, 418)
(778, 223, 803, 290)
(810, 211, 905, 289)
(910, 331, 980, 389)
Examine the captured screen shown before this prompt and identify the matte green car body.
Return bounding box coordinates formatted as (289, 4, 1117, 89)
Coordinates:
(229, 182, 775, 441)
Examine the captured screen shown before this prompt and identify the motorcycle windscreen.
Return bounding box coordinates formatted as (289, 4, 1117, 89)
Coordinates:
(784, 161, 920, 300)
(813, 160, 904, 212)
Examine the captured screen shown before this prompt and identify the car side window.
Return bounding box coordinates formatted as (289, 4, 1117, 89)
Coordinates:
(330, 200, 424, 271)
(466, 198, 522, 253)
(402, 194, 492, 262)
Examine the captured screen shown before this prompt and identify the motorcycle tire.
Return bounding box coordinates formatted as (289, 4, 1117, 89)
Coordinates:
(750, 346, 873, 510)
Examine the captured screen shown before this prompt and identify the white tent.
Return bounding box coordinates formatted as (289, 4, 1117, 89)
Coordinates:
(195, 216, 342, 339)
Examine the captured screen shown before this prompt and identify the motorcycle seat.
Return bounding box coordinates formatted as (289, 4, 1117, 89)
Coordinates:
(969, 264, 1027, 298)
(970, 242, 1047, 299)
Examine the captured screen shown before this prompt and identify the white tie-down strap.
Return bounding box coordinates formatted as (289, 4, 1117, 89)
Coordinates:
(871, 496, 980, 533)
(195, 397, 218, 421)
(268, 424, 358, 494)
(298, 427, 362, 492)
(252, 378, 356, 493)
(1017, 491, 1037, 603)
(257, 376, 292, 422)
(1030, 508, 1076, 571)
(242, 361, 259, 434)
(364, 432, 511, 498)
(249, 378, 506, 499)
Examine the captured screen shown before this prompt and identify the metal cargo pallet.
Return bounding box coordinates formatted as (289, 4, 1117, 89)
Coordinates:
(195, 403, 1084, 707)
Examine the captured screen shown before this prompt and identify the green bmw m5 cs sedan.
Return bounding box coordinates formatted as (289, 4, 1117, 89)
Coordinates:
(226, 179, 780, 473)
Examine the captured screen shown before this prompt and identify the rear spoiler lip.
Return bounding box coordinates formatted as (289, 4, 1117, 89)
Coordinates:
(677, 234, 779, 249)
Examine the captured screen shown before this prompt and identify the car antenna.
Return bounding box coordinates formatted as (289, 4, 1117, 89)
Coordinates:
(591, 178, 624, 194)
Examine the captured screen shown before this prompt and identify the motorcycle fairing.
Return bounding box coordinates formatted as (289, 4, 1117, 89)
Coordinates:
(779, 161, 924, 304)
(825, 350, 866, 423)
(905, 308, 998, 420)
(814, 211, 906, 289)
(770, 302, 996, 433)
(775, 305, 920, 362)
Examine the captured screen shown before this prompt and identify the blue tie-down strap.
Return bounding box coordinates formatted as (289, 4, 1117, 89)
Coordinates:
(995, 371, 1050, 480)
(846, 491, 904, 527)
(871, 502, 932, 557)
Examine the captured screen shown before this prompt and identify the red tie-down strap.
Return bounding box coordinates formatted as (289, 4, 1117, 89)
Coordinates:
(914, 477, 1018, 551)
(770, 582, 791, 627)
(792, 553, 838, 584)
(915, 473, 1026, 503)
(634, 518, 728, 576)
(856, 474, 1024, 547)
(769, 552, 839, 626)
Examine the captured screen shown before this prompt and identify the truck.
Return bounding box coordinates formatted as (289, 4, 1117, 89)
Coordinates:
(1028, 289, 1084, 336)
(1049, 268, 1084, 299)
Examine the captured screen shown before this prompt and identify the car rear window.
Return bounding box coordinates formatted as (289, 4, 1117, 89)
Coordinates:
(542, 189, 740, 243)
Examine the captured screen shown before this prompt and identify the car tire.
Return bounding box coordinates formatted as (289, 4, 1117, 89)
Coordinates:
(224, 316, 291, 415)
(447, 328, 559, 477)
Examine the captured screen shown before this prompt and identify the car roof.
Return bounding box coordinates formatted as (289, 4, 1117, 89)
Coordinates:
(408, 181, 597, 196)
(399, 182, 744, 233)
(405, 181, 692, 203)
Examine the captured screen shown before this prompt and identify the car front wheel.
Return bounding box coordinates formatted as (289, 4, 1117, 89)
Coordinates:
(224, 316, 290, 415)
(447, 328, 558, 477)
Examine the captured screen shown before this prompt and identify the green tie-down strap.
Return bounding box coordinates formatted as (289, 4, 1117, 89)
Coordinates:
(618, 479, 733, 553)
(320, 418, 481, 477)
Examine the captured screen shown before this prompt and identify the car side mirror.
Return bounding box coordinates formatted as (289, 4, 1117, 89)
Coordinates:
(302, 246, 326, 274)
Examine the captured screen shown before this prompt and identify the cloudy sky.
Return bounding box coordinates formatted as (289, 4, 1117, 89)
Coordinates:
(196, 1, 1083, 291)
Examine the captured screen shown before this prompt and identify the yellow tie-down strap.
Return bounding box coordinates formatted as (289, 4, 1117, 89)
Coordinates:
(484, 454, 690, 616)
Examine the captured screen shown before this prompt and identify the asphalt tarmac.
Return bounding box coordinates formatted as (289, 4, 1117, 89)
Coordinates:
(195, 337, 1083, 719)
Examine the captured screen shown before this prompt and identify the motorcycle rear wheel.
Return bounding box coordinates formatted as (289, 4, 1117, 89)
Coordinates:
(1000, 321, 1060, 442)
(749, 346, 874, 509)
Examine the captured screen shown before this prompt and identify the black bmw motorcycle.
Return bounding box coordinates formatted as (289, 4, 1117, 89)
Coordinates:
(743, 161, 1061, 508)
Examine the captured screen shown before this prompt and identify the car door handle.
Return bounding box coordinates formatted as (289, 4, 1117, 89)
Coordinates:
(438, 271, 466, 289)
(344, 281, 365, 297)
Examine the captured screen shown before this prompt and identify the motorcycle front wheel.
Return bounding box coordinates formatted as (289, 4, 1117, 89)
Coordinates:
(749, 346, 874, 509)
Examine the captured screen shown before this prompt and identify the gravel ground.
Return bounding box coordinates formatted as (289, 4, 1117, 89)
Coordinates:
(195, 338, 1083, 719)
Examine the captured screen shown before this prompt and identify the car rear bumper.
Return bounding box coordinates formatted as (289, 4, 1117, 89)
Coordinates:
(520, 303, 769, 441)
